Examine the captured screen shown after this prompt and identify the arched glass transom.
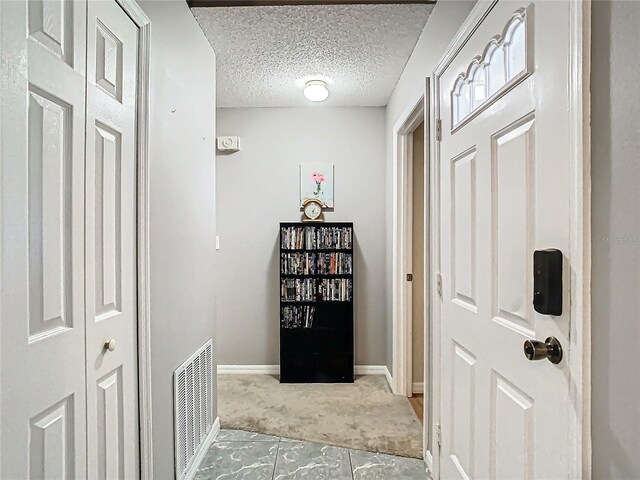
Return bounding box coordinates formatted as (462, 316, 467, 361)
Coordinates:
(451, 9, 530, 128)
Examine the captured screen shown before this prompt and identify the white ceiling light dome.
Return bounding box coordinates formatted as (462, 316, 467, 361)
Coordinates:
(303, 80, 330, 102)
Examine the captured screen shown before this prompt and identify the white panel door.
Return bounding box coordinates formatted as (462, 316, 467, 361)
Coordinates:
(0, 1, 88, 478)
(438, 2, 575, 479)
(85, 1, 139, 479)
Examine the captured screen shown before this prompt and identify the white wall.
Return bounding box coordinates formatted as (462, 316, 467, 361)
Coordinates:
(591, 1, 640, 477)
(138, 1, 217, 478)
(384, 0, 476, 371)
(216, 107, 386, 366)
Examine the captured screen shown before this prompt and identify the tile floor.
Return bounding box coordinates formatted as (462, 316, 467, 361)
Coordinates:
(195, 429, 430, 480)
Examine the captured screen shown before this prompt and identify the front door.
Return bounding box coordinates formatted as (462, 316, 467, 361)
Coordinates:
(438, 1, 579, 478)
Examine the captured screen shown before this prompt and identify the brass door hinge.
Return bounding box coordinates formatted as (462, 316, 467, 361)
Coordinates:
(436, 118, 442, 141)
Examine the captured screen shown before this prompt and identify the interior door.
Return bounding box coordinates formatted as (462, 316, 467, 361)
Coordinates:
(0, 1, 88, 478)
(85, 1, 139, 478)
(438, 1, 575, 478)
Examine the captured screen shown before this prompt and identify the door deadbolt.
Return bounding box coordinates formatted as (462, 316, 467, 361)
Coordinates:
(533, 249, 563, 315)
(523, 336, 563, 364)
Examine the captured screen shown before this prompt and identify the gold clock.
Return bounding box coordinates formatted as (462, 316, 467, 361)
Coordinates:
(301, 198, 324, 222)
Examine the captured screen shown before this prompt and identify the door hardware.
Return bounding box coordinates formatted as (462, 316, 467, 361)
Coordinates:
(523, 336, 563, 364)
(103, 339, 117, 352)
(407, 273, 413, 281)
(533, 249, 563, 315)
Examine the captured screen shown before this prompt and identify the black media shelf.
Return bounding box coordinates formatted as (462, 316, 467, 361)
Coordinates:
(279, 222, 354, 383)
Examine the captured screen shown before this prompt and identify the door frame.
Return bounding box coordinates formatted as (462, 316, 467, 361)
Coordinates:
(391, 87, 424, 398)
(113, 2, 153, 479)
(429, 1, 592, 478)
(391, 81, 435, 467)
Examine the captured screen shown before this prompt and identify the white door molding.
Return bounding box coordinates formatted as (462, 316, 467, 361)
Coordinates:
(421, 78, 432, 465)
(391, 89, 427, 399)
(568, 0, 592, 475)
(114, 2, 153, 479)
(429, 1, 591, 478)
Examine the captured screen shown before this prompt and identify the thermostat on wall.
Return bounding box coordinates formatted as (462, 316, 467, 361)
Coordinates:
(217, 136, 240, 152)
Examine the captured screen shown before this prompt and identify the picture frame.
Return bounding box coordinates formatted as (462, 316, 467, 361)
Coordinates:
(300, 163, 334, 208)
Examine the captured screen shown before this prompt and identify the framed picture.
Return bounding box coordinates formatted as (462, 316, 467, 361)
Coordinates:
(300, 163, 334, 208)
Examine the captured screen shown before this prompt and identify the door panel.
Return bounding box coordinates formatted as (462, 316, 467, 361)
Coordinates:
(449, 342, 476, 479)
(489, 372, 534, 479)
(27, 88, 73, 339)
(96, 367, 125, 479)
(94, 122, 123, 323)
(439, 2, 573, 478)
(492, 115, 536, 337)
(27, 0, 74, 65)
(1, 1, 87, 478)
(85, 2, 139, 478)
(451, 148, 477, 311)
(29, 396, 75, 479)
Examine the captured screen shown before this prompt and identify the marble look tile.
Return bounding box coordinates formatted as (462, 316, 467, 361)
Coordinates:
(350, 450, 429, 480)
(216, 429, 280, 442)
(195, 441, 278, 480)
(273, 441, 353, 480)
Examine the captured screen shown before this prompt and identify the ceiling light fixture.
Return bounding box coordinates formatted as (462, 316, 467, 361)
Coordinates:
(303, 80, 330, 102)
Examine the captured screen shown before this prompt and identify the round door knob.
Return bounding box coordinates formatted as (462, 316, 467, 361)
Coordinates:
(523, 337, 562, 364)
(104, 339, 117, 352)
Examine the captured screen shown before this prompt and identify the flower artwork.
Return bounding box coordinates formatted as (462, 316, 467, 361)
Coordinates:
(312, 172, 325, 195)
(300, 163, 334, 208)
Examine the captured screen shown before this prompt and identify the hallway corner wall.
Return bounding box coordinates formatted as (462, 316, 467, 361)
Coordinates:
(138, 1, 217, 478)
(384, 0, 477, 375)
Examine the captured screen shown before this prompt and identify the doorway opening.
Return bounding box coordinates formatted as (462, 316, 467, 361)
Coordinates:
(409, 118, 426, 410)
(391, 80, 433, 464)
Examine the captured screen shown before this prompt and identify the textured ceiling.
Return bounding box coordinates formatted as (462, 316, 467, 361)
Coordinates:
(191, 4, 433, 107)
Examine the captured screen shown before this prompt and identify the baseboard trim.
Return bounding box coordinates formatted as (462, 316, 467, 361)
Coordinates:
(183, 416, 220, 480)
(383, 366, 393, 391)
(412, 382, 424, 394)
(218, 365, 280, 375)
(425, 449, 434, 479)
(353, 365, 387, 375)
(218, 364, 394, 383)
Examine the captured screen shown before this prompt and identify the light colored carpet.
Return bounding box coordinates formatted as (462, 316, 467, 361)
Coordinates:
(217, 374, 423, 458)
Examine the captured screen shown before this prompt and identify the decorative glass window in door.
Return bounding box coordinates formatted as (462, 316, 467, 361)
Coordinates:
(452, 8, 530, 129)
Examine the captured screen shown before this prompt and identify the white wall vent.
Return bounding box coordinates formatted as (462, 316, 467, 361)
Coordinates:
(174, 339, 214, 480)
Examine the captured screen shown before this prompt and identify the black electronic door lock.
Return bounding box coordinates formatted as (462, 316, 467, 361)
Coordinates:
(533, 249, 563, 316)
